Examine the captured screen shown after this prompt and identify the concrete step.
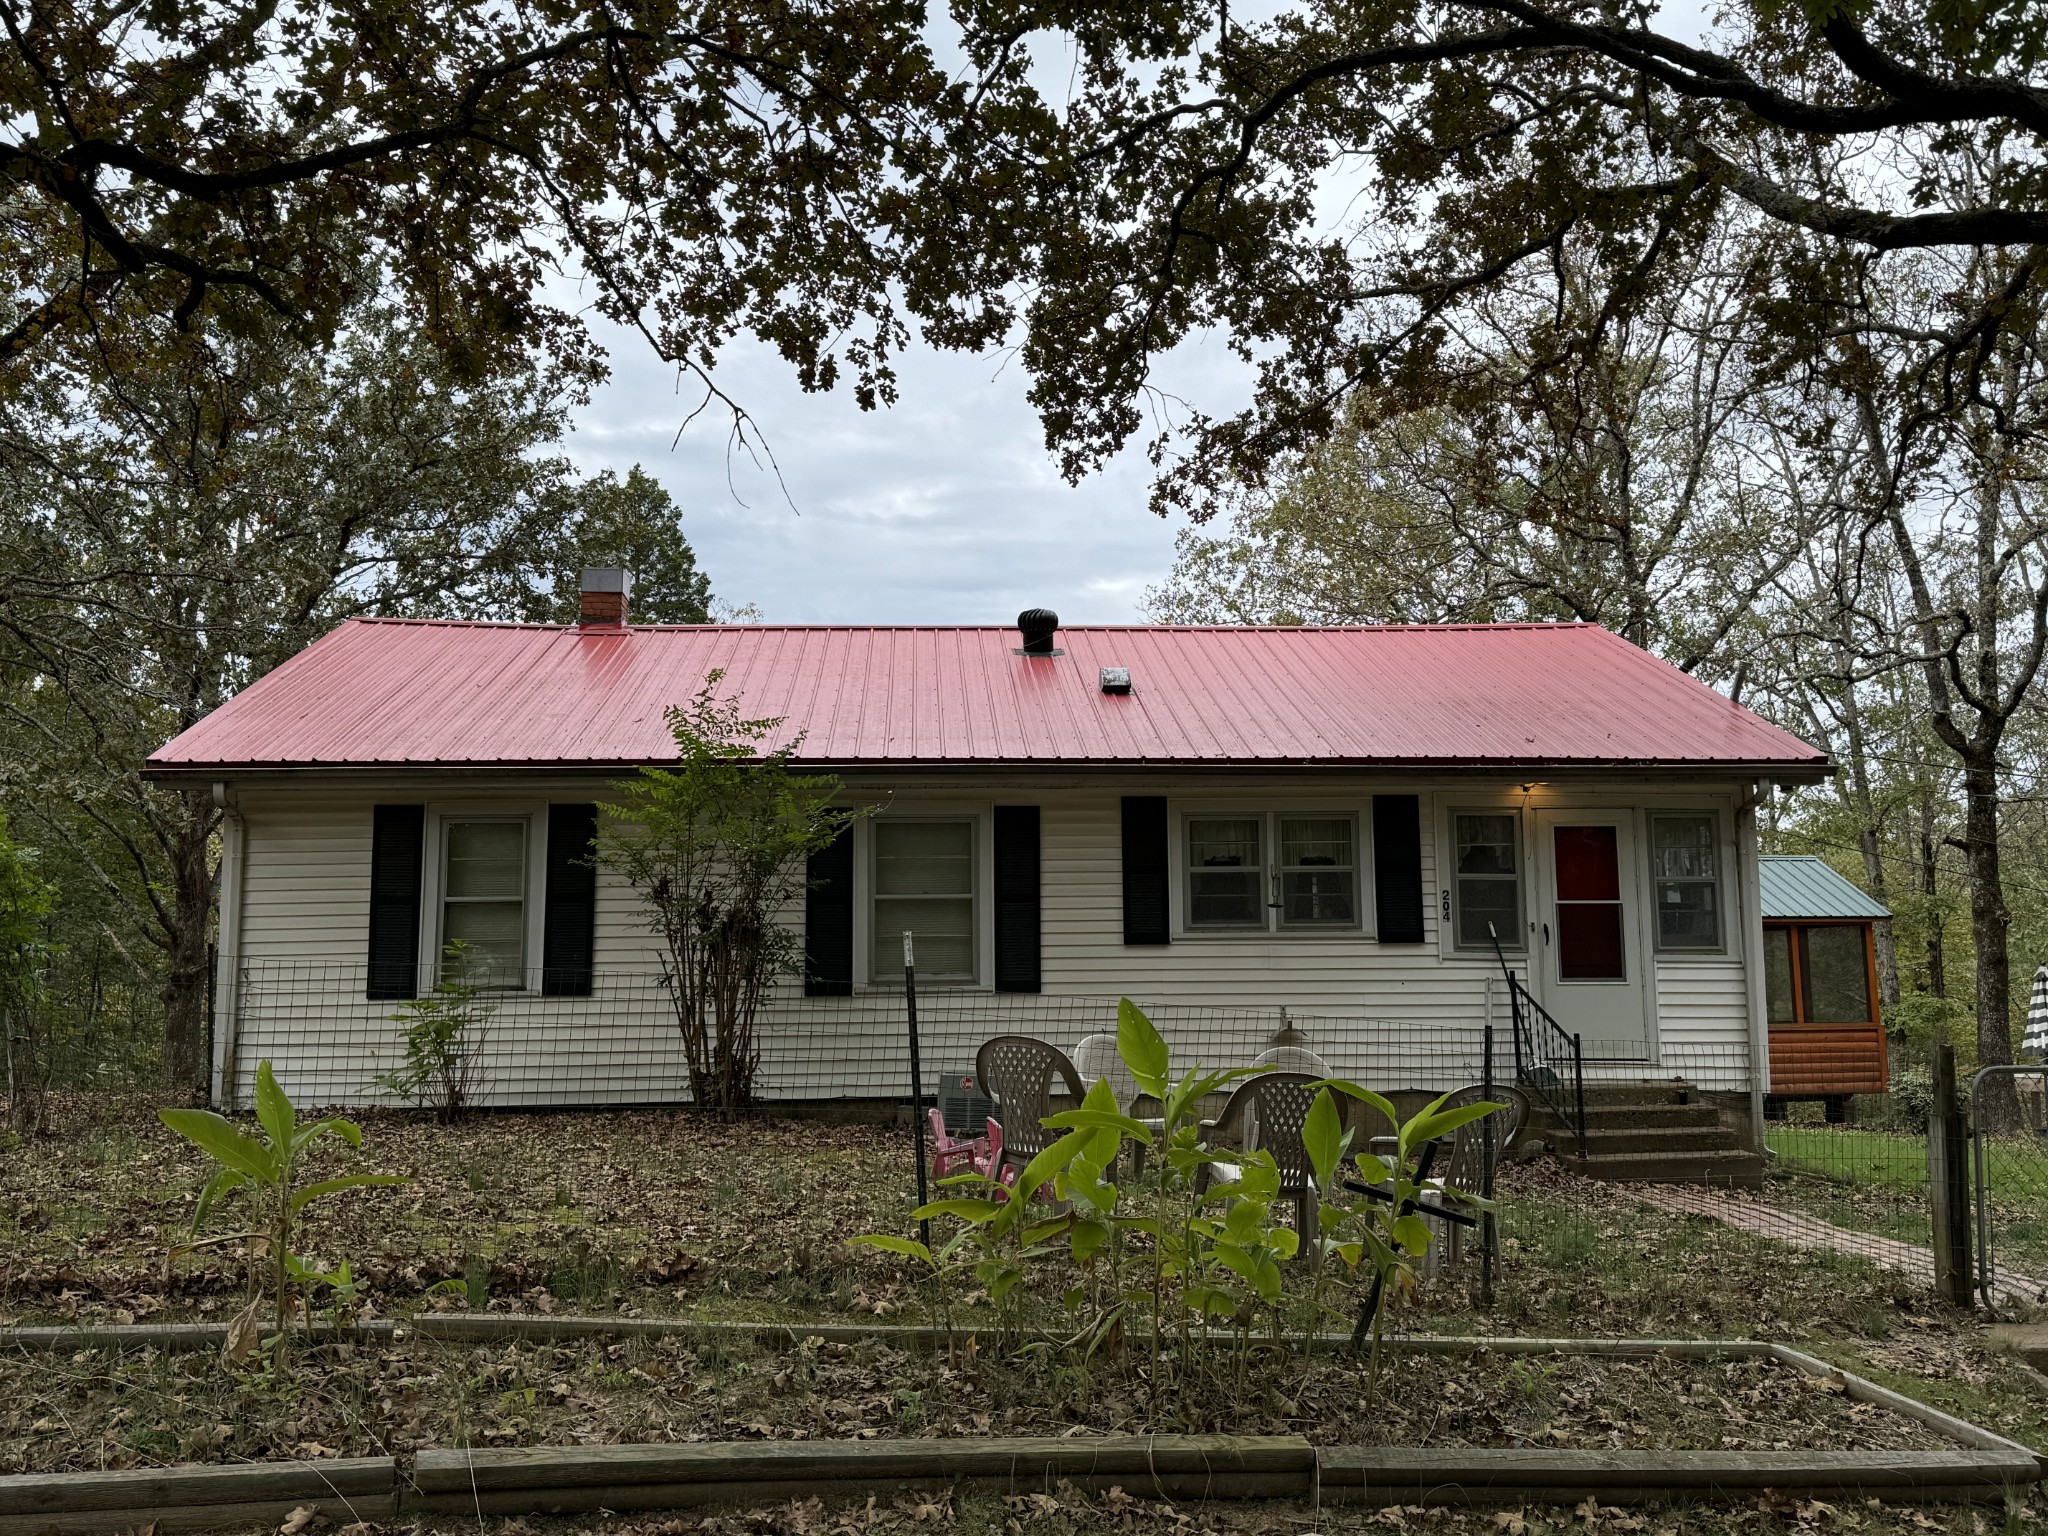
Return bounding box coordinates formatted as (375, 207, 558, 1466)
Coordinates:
(1555, 1124, 1742, 1156)
(1559, 1148, 1767, 1192)
(1528, 1102, 1723, 1131)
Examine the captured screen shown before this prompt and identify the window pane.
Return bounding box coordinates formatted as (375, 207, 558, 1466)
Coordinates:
(1764, 928, 1795, 1023)
(1284, 870, 1355, 925)
(1553, 825, 1620, 902)
(1457, 877, 1518, 948)
(1456, 815, 1517, 877)
(1652, 815, 1717, 880)
(875, 821, 973, 896)
(1191, 871, 1263, 926)
(1657, 881, 1720, 949)
(1804, 926, 1873, 1023)
(873, 897, 974, 978)
(1281, 818, 1351, 868)
(444, 900, 523, 982)
(1558, 903, 1626, 980)
(1190, 818, 1260, 871)
(446, 821, 524, 898)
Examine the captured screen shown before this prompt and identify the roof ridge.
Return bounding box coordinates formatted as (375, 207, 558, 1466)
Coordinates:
(346, 616, 1598, 634)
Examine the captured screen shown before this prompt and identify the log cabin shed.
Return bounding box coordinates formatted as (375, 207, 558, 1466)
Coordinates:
(1758, 854, 1891, 1121)
(145, 575, 1837, 1181)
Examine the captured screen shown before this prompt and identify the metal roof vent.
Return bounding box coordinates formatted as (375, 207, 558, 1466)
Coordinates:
(1100, 666, 1132, 695)
(1015, 607, 1061, 656)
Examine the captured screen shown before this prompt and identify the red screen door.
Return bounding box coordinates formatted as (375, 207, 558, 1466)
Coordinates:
(1553, 824, 1626, 980)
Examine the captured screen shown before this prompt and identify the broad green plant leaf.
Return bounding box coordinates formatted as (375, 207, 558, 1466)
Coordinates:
(159, 1109, 275, 1183)
(1402, 1097, 1507, 1159)
(912, 1197, 1006, 1224)
(1390, 1213, 1434, 1255)
(1303, 1087, 1346, 1191)
(1116, 998, 1169, 1099)
(253, 1061, 296, 1157)
(292, 1173, 409, 1214)
(849, 1234, 934, 1263)
(192, 1166, 249, 1228)
(294, 1116, 365, 1154)
(1313, 1078, 1399, 1133)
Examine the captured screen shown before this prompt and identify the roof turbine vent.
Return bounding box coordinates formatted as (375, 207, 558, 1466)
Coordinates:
(1015, 607, 1062, 656)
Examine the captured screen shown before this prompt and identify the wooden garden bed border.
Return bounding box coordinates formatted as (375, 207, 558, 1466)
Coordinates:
(3, 1325, 2041, 1530)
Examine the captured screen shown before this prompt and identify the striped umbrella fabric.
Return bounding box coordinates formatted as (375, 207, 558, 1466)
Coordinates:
(2025, 964, 2048, 1059)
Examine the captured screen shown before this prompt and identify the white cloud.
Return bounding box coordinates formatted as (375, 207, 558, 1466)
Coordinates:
(565, 317, 1222, 625)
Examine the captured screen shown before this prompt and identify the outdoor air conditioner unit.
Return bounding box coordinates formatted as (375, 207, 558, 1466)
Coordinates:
(934, 1067, 995, 1135)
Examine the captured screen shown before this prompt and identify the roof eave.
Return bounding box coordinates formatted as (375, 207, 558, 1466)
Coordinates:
(143, 755, 1834, 783)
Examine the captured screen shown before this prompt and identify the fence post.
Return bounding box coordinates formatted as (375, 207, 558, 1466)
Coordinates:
(1927, 1043, 1974, 1308)
(1481, 1022, 1497, 1309)
(903, 932, 929, 1249)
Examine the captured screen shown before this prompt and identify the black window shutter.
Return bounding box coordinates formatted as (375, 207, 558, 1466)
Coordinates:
(1373, 795, 1426, 944)
(1121, 796, 1171, 946)
(993, 805, 1041, 993)
(542, 803, 599, 997)
(367, 805, 425, 1000)
(805, 825, 855, 996)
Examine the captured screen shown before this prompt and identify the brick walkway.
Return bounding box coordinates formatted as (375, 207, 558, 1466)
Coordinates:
(1628, 1182, 2048, 1305)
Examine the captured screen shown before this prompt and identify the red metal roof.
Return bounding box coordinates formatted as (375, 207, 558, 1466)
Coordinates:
(146, 619, 1829, 775)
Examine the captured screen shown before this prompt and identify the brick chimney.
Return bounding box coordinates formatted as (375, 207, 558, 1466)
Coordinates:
(579, 567, 632, 626)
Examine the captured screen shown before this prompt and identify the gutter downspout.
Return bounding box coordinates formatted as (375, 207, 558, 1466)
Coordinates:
(211, 782, 246, 1109)
(1737, 779, 1774, 1156)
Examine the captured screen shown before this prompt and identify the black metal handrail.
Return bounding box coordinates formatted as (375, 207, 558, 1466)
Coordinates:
(1489, 924, 1588, 1155)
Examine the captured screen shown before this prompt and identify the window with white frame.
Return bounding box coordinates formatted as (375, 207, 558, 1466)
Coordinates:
(1650, 812, 1722, 951)
(1184, 812, 1361, 933)
(440, 818, 528, 985)
(871, 818, 976, 982)
(1451, 811, 1521, 950)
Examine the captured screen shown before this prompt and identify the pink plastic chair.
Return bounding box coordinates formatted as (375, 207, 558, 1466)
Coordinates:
(927, 1108, 994, 1180)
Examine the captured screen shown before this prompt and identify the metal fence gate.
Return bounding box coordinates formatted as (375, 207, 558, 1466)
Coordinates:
(1971, 1064, 2048, 1310)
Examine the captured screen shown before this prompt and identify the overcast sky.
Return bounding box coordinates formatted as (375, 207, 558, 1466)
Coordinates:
(563, 0, 1718, 628)
(565, 319, 1232, 627)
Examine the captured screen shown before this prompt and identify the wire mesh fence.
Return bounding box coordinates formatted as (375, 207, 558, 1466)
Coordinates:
(182, 960, 1980, 1316)
(1969, 1065, 2048, 1310)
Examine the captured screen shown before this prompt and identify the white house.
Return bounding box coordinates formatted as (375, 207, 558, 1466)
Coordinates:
(146, 576, 1829, 1179)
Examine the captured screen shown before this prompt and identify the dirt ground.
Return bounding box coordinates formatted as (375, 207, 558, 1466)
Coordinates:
(6, 1095, 2048, 1536)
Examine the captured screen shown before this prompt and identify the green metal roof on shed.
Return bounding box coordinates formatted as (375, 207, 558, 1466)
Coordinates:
(1759, 855, 1890, 920)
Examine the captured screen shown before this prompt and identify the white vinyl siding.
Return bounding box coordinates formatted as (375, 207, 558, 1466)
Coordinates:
(220, 777, 1760, 1106)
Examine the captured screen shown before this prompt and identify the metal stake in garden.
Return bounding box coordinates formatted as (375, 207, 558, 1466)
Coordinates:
(903, 931, 930, 1248)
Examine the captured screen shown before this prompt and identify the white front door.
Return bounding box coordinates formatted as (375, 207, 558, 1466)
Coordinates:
(1534, 811, 1652, 1059)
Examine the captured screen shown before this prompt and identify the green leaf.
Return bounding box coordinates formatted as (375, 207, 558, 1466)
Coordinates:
(1116, 997, 1169, 1098)
(975, 1259, 1024, 1303)
(1352, 1152, 1392, 1185)
(1303, 1087, 1345, 1191)
(160, 1108, 275, 1183)
(292, 1173, 408, 1214)
(911, 1197, 1006, 1224)
(849, 1234, 934, 1263)
(1070, 1218, 1111, 1265)
(1315, 1078, 1399, 1131)
(1269, 1227, 1299, 1261)
(192, 1166, 249, 1229)
(1390, 1213, 1434, 1255)
(1042, 1106, 1156, 1143)
(1402, 1099, 1507, 1157)
(294, 1115, 365, 1153)
(253, 1061, 295, 1156)
(1002, 1126, 1089, 1219)
(1184, 1284, 1241, 1317)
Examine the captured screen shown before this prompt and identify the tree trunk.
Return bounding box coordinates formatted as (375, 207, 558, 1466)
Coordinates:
(1964, 756, 2019, 1128)
(161, 789, 217, 1098)
(1856, 826, 1901, 1009)
(1918, 781, 1947, 998)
